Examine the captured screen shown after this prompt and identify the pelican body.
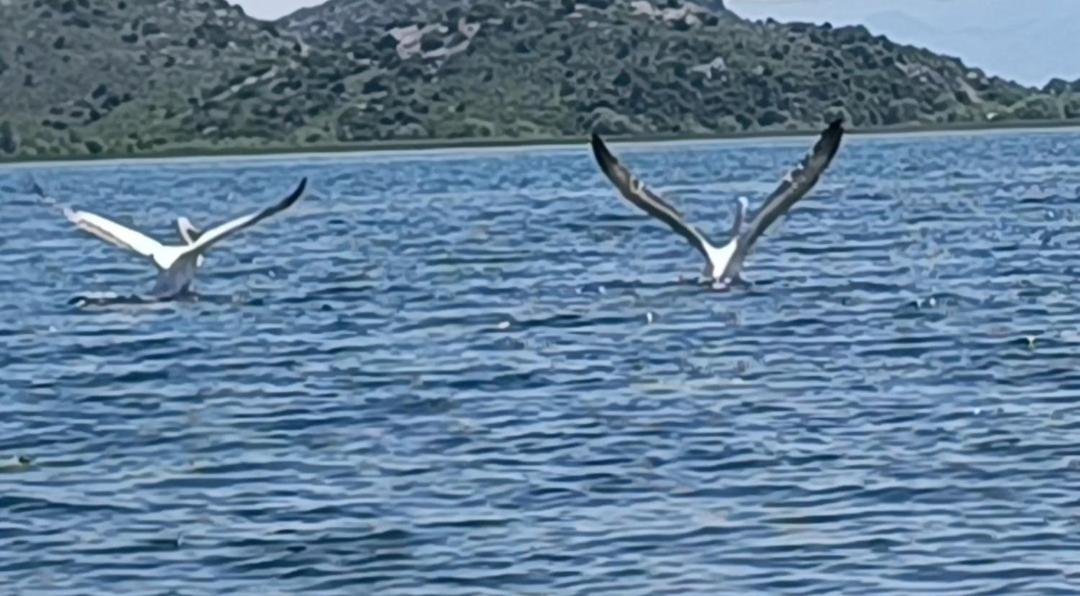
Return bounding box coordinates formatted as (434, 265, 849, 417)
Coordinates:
(591, 120, 845, 286)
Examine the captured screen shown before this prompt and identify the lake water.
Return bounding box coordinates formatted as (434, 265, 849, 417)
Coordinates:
(3, 129, 1080, 594)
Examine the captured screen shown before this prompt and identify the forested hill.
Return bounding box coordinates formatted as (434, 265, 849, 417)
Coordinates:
(2, 0, 1078, 159)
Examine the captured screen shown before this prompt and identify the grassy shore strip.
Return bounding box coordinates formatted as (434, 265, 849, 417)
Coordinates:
(3, 119, 1080, 167)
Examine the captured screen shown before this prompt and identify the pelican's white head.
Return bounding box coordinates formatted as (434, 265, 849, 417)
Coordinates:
(730, 195, 749, 237)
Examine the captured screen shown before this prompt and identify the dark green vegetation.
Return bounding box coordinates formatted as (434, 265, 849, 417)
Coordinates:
(3, 0, 1079, 160)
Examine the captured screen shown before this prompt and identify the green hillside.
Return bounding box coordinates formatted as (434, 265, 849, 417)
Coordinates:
(1, 0, 1078, 160)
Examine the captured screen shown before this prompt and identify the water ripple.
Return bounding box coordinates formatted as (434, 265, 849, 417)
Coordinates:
(3, 129, 1080, 594)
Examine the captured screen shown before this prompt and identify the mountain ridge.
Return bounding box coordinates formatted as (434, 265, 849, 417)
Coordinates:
(1, 0, 1078, 160)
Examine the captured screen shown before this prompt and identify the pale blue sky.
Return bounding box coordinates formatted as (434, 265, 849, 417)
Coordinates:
(233, 0, 324, 20)
(231, 0, 1080, 86)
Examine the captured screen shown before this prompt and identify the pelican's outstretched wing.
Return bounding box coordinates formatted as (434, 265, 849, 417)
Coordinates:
(63, 208, 165, 262)
(31, 178, 170, 267)
(177, 178, 308, 259)
(740, 119, 845, 250)
(590, 134, 715, 258)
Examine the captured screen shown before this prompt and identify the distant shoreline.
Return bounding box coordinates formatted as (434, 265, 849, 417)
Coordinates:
(4, 118, 1079, 167)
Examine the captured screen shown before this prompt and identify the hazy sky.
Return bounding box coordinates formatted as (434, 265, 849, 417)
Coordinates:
(232, 0, 324, 20)
(726, 0, 1080, 86)
(230, 0, 1080, 86)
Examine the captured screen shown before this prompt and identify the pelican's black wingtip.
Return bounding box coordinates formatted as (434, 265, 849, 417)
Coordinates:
(590, 131, 606, 153)
(589, 131, 613, 168)
(821, 118, 845, 148)
(273, 177, 309, 211)
(289, 177, 308, 201)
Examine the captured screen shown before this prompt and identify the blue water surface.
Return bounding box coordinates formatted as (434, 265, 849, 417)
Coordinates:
(3, 129, 1080, 594)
